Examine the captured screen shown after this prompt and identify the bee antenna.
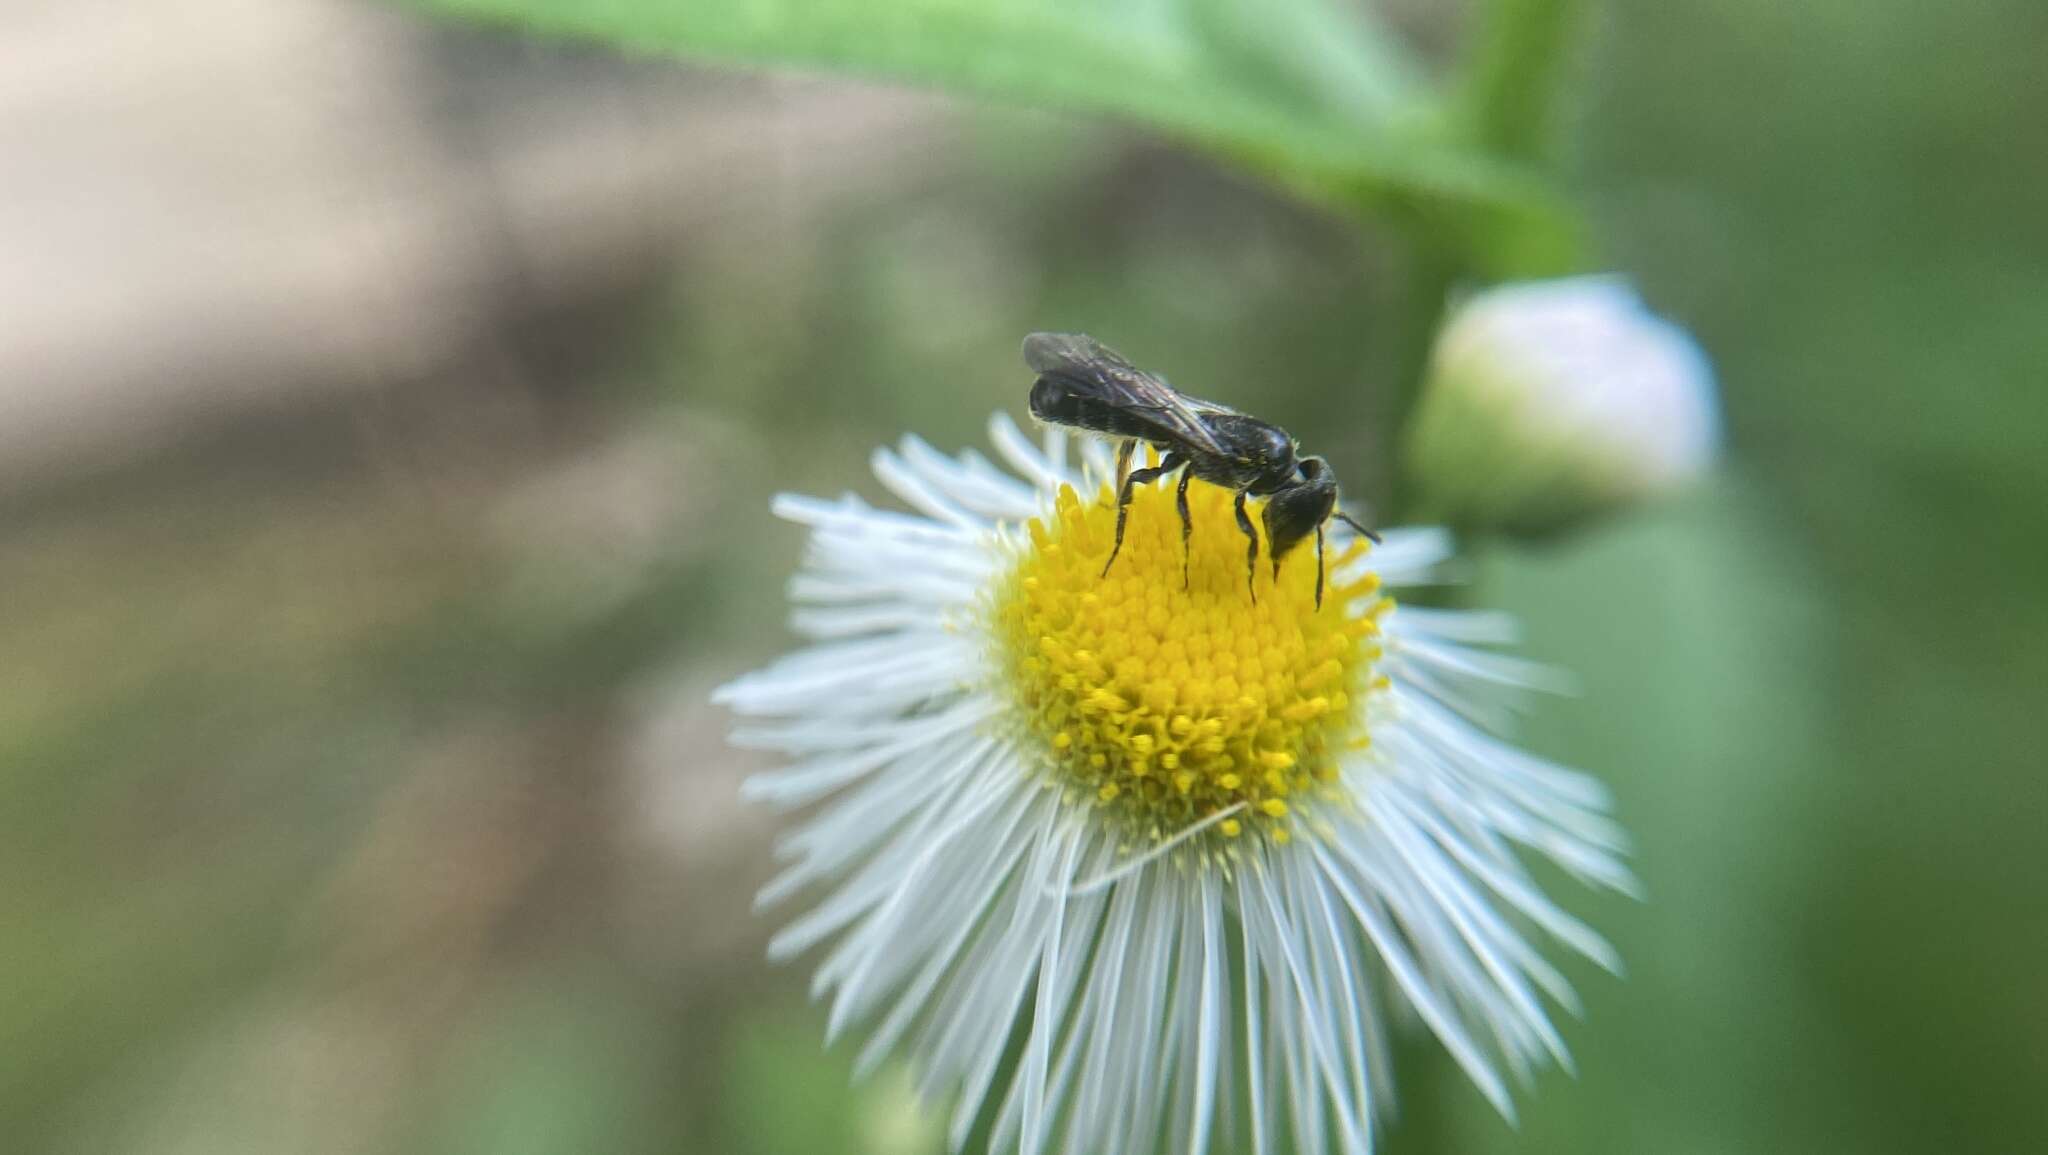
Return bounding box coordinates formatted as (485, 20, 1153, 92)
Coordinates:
(1335, 511, 1383, 544)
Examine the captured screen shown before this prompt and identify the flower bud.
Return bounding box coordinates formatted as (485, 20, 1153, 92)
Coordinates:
(1403, 276, 1720, 537)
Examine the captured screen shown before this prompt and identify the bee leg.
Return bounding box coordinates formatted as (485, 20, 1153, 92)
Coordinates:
(1175, 468, 1193, 590)
(1269, 525, 1327, 608)
(1104, 453, 1180, 578)
(1314, 523, 1326, 610)
(1101, 440, 1136, 576)
(1233, 490, 1259, 605)
(1108, 440, 1133, 502)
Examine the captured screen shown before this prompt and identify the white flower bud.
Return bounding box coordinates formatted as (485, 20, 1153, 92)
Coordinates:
(1403, 276, 1720, 535)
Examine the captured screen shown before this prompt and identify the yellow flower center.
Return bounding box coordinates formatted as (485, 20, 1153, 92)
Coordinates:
(988, 474, 1390, 846)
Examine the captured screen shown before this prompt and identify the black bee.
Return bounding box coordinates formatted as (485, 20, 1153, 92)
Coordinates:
(1023, 332, 1379, 608)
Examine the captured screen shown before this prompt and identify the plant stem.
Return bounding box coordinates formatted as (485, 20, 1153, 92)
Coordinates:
(1381, 235, 1458, 522)
(1378, 0, 1591, 521)
(1459, 0, 1590, 165)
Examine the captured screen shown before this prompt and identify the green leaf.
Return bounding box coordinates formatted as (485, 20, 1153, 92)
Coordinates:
(401, 0, 1572, 266)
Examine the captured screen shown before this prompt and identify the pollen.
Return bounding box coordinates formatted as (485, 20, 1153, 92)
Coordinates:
(988, 475, 1389, 846)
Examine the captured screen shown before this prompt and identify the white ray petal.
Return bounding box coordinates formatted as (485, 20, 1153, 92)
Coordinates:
(1042, 425, 1070, 478)
(1117, 876, 1185, 1155)
(826, 768, 1026, 1034)
(1391, 633, 1581, 695)
(872, 447, 985, 529)
(1018, 823, 1085, 1155)
(741, 699, 993, 808)
(853, 783, 1046, 1073)
(948, 811, 1067, 1150)
(1284, 848, 1379, 1133)
(1388, 787, 1623, 975)
(988, 410, 1065, 493)
(1235, 873, 1272, 1155)
(898, 434, 1040, 519)
(772, 492, 978, 548)
(772, 743, 990, 964)
(1394, 820, 1571, 1068)
(1243, 864, 1373, 1152)
(1389, 606, 1524, 645)
(1059, 874, 1143, 1155)
(1188, 872, 1225, 1155)
(1310, 838, 1516, 1121)
(991, 838, 1115, 1152)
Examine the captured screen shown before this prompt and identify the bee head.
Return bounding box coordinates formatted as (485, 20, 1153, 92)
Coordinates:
(1262, 458, 1338, 561)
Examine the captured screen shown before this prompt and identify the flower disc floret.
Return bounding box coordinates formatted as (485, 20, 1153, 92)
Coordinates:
(989, 476, 1390, 844)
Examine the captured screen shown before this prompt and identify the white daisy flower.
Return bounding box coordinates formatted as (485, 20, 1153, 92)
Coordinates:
(715, 412, 1636, 1155)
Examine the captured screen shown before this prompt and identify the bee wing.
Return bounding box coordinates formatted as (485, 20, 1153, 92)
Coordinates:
(1021, 333, 1228, 455)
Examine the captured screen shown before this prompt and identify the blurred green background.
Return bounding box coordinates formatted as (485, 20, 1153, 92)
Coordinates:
(3, 1, 2043, 1152)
